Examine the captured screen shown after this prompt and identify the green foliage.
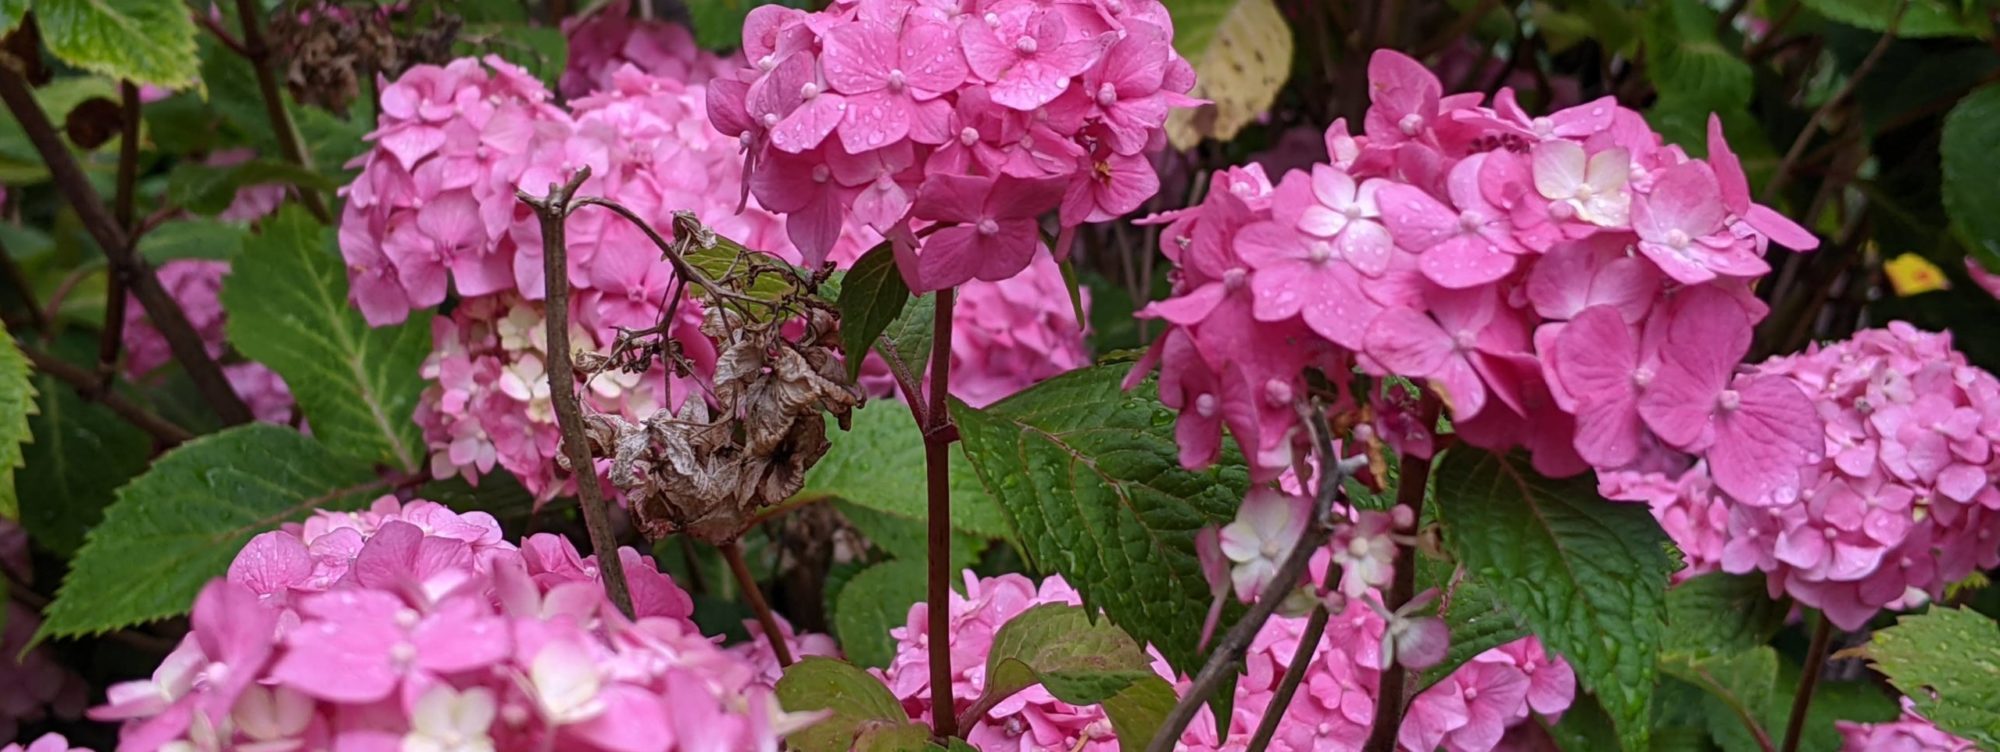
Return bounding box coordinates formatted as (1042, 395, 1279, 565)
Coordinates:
(220, 207, 431, 472)
(1418, 572, 1530, 690)
(39, 425, 390, 639)
(0, 323, 32, 519)
(454, 24, 569, 91)
(1644, 0, 1753, 111)
(831, 558, 927, 669)
(774, 657, 927, 752)
(1659, 647, 1780, 747)
(1800, 0, 1993, 38)
(166, 160, 338, 217)
(837, 244, 911, 381)
(973, 604, 1177, 752)
(136, 218, 249, 263)
(951, 366, 1246, 675)
(1431, 449, 1674, 751)
(1942, 83, 2000, 273)
(798, 401, 1012, 539)
(1864, 606, 2000, 746)
(18, 377, 146, 557)
(1664, 573, 1789, 657)
(834, 500, 986, 568)
(880, 291, 936, 378)
(35, 0, 201, 88)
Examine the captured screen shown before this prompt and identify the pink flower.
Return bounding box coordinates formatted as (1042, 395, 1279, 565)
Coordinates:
(1838, 698, 1980, 751)
(1631, 161, 1766, 284)
(1, 735, 90, 752)
(959, 6, 1101, 111)
(821, 18, 964, 152)
(1365, 286, 1531, 422)
(1218, 487, 1311, 603)
(906, 173, 1066, 291)
(1379, 154, 1531, 289)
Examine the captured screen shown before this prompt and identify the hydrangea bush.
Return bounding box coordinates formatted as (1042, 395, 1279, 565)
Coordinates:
(3, 0, 2000, 751)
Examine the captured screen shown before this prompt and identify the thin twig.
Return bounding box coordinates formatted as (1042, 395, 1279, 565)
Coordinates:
(1780, 614, 1835, 752)
(569, 198, 768, 309)
(1246, 603, 1331, 752)
(1744, 1, 1807, 61)
(0, 233, 47, 335)
(924, 286, 959, 739)
(516, 167, 636, 619)
(21, 344, 194, 446)
(1363, 394, 1443, 752)
(1146, 410, 1365, 752)
(0, 66, 253, 426)
(97, 81, 143, 393)
(231, 0, 330, 224)
(1763, 0, 1909, 203)
(191, 11, 252, 58)
(721, 540, 794, 667)
(1415, 0, 1504, 58)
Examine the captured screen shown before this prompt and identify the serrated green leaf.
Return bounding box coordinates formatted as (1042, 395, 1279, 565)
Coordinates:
(1418, 574, 1530, 691)
(950, 366, 1246, 675)
(838, 244, 910, 381)
(1944, 84, 2000, 273)
(1665, 573, 1788, 657)
(137, 219, 250, 264)
(976, 603, 1175, 752)
(1644, 0, 1753, 111)
(39, 425, 389, 638)
(0, 323, 33, 519)
(221, 207, 430, 472)
(799, 401, 1012, 539)
(833, 558, 927, 669)
(1432, 450, 1674, 751)
(37, 0, 200, 88)
(1864, 607, 2000, 746)
(1801, 0, 1992, 37)
(879, 292, 935, 379)
(1660, 647, 1780, 748)
(1544, 691, 1623, 751)
(775, 657, 922, 752)
(19, 377, 147, 556)
(682, 236, 801, 306)
(455, 24, 568, 91)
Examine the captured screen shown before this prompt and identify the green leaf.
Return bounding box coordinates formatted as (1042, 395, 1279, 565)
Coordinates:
(1863, 606, 2000, 746)
(684, 235, 801, 306)
(799, 401, 1013, 539)
(455, 24, 568, 91)
(1801, 0, 1992, 38)
(951, 366, 1246, 674)
(0, 323, 33, 519)
(19, 379, 148, 557)
(1644, 0, 1753, 111)
(137, 219, 250, 263)
(1418, 573, 1530, 691)
(1944, 84, 2000, 273)
(838, 244, 910, 381)
(39, 425, 390, 638)
(0, 0, 25, 38)
(834, 500, 986, 568)
(221, 207, 430, 472)
(774, 657, 924, 752)
(1161, 0, 1294, 149)
(1664, 573, 1788, 657)
(879, 292, 935, 380)
(686, 0, 811, 50)
(167, 160, 337, 217)
(36, 0, 201, 89)
(975, 603, 1176, 752)
(1431, 450, 1675, 751)
(1543, 692, 1623, 752)
(1660, 647, 1780, 748)
(832, 558, 927, 670)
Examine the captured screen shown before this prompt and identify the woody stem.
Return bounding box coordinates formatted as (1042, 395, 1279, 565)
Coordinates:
(1364, 393, 1444, 752)
(925, 287, 959, 739)
(722, 540, 794, 667)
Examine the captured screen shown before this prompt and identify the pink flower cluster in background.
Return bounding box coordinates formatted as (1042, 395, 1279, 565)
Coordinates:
(1837, 698, 1980, 751)
(120, 260, 296, 425)
(1133, 49, 1822, 491)
(876, 571, 1570, 752)
(705, 0, 1196, 291)
(856, 252, 1091, 408)
(1613, 323, 2000, 629)
(0, 522, 88, 746)
(91, 497, 825, 752)
(559, 0, 735, 99)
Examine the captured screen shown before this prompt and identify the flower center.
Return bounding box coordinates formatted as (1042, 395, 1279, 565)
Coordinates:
(1532, 116, 1554, 136)
(874, 174, 897, 192)
(760, 112, 779, 128)
(757, 54, 776, 71)
(811, 165, 831, 184)
(1343, 203, 1364, 219)
(1452, 330, 1477, 351)
(1096, 82, 1118, 107)
(1306, 241, 1333, 263)
(1458, 210, 1483, 232)
(1632, 366, 1654, 388)
(887, 70, 907, 93)
(1194, 393, 1218, 418)
(1015, 35, 1039, 54)
(1717, 389, 1742, 411)
(800, 82, 820, 99)
(959, 126, 980, 145)
(977, 219, 1000, 235)
(1348, 537, 1371, 556)
(394, 608, 421, 628)
(1264, 379, 1294, 407)
(390, 642, 417, 666)
(1222, 267, 1247, 291)
(1666, 229, 1691, 249)
(1398, 113, 1424, 136)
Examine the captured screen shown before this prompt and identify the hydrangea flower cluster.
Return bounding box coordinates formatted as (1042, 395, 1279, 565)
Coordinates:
(1612, 323, 2000, 629)
(90, 497, 823, 752)
(1, 734, 89, 752)
(121, 260, 296, 425)
(560, 0, 736, 99)
(0, 522, 87, 745)
(1132, 49, 1822, 493)
(876, 570, 1570, 751)
(857, 252, 1091, 408)
(705, 0, 1197, 290)
(1837, 698, 1980, 751)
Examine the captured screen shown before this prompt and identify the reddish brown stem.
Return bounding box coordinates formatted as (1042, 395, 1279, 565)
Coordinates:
(231, 0, 330, 224)
(22, 344, 194, 447)
(516, 167, 636, 619)
(925, 286, 959, 739)
(1780, 614, 1835, 752)
(1364, 394, 1443, 752)
(722, 540, 794, 667)
(0, 65, 253, 426)
(96, 81, 142, 393)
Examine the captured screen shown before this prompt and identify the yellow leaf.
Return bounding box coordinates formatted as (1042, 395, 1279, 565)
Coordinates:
(1884, 253, 1951, 297)
(1164, 0, 1293, 151)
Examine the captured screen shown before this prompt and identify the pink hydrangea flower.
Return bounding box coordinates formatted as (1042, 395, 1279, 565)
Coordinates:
(120, 260, 297, 424)
(1, 734, 90, 752)
(1837, 698, 1980, 751)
